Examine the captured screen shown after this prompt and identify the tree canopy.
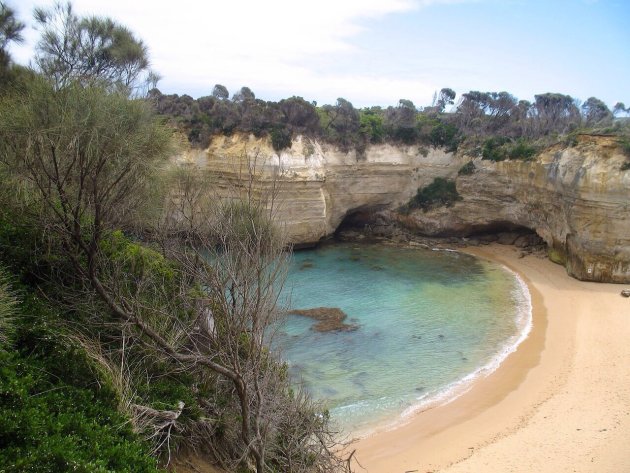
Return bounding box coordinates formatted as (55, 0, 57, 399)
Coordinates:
(34, 1, 154, 93)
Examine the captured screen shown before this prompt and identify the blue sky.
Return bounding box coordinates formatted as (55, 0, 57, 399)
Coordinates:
(7, 0, 630, 109)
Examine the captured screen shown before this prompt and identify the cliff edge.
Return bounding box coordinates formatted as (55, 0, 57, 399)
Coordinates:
(183, 133, 630, 283)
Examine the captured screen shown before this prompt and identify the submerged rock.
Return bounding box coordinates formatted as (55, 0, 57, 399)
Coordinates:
(288, 307, 359, 332)
(300, 260, 314, 270)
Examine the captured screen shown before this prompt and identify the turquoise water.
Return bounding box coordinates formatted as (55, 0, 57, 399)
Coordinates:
(276, 243, 531, 435)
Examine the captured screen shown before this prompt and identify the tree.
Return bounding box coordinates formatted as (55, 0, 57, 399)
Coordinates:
(278, 96, 319, 134)
(0, 1, 23, 50)
(0, 2, 24, 82)
(385, 99, 417, 144)
(613, 102, 628, 117)
(435, 87, 456, 112)
(532, 93, 580, 134)
(34, 1, 153, 93)
(359, 107, 385, 144)
(0, 77, 172, 242)
(233, 85, 256, 102)
(321, 98, 360, 151)
(162, 161, 353, 472)
(212, 83, 229, 100)
(455, 91, 517, 134)
(581, 97, 612, 126)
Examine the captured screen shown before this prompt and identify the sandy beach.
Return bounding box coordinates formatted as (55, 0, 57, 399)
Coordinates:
(353, 243, 630, 473)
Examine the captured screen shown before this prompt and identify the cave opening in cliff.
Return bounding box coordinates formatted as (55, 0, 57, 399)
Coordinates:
(334, 207, 388, 240)
(336, 212, 547, 253)
(463, 221, 546, 250)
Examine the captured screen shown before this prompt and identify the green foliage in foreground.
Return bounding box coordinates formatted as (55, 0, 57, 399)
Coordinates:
(0, 292, 162, 473)
(401, 177, 462, 213)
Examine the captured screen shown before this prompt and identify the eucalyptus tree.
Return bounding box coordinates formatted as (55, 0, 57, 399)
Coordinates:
(33, 1, 157, 93)
(532, 93, 580, 134)
(0, 1, 24, 82)
(278, 96, 320, 134)
(435, 87, 456, 112)
(581, 97, 612, 125)
(613, 102, 628, 117)
(212, 83, 229, 100)
(385, 99, 418, 143)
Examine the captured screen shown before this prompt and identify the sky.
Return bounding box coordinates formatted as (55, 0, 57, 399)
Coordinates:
(7, 0, 630, 109)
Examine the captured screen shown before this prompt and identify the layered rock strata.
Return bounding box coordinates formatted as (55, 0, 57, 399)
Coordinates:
(179, 134, 630, 283)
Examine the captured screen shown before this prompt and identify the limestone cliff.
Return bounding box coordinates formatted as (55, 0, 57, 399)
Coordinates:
(183, 133, 630, 283)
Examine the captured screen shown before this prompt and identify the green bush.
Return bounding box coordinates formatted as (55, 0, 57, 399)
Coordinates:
(481, 136, 510, 161)
(508, 139, 537, 161)
(0, 293, 161, 473)
(458, 161, 476, 176)
(270, 126, 292, 151)
(428, 121, 459, 152)
(359, 110, 385, 144)
(481, 137, 537, 162)
(0, 351, 161, 472)
(404, 177, 462, 212)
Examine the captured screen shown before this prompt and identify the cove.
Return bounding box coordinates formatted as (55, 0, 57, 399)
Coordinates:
(276, 243, 531, 435)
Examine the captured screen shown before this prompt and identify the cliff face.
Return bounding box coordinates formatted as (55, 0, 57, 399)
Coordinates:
(189, 133, 630, 283)
(193, 134, 464, 244)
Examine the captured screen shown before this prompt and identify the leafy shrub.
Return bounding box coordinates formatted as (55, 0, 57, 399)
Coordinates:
(0, 294, 161, 473)
(0, 350, 161, 472)
(428, 121, 460, 151)
(621, 161, 630, 171)
(404, 177, 462, 212)
(508, 139, 537, 161)
(359, 110, 385, 144)
(458, 161, 476, 176)
(481, 136, 510, 161)
(481, 137, 537, 162)
(270, 126, 292, 151)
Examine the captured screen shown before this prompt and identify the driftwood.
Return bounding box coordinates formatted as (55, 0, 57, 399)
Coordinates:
(131, 401, 185, 464)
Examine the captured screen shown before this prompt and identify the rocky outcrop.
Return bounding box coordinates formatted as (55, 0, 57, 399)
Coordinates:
(190, 134, 464, 246)
(401, 135, 630, 283)
(182, 133, 630, 283)
(287, 307, 358, 332)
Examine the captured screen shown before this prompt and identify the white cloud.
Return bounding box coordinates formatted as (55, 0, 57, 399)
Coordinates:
(8, 0, 464, 105)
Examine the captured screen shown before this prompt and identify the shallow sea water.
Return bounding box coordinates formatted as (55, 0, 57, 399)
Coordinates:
(275, 243, 531, 435)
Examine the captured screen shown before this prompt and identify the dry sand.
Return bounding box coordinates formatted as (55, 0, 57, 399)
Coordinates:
(352, 243, 630, 473)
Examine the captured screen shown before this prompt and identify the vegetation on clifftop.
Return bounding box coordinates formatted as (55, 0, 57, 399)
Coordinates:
(150, 82, 630, 160)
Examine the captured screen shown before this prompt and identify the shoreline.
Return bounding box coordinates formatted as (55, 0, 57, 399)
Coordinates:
(347, 251, 533, 440)
(352, 243, 630, 473)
